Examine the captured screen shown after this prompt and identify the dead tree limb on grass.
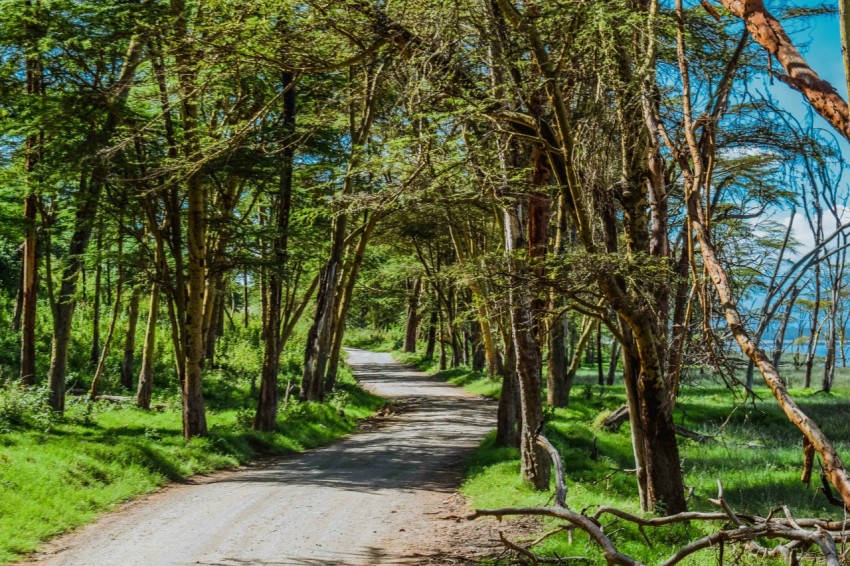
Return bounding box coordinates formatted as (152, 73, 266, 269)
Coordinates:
(468, 431, 848, 565)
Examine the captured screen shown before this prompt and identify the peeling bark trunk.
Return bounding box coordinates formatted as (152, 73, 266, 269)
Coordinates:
(302, 215, 345, 402)
(689, 185, 850, 510)
(20, 191, 37, 386)
(718, 0, 850, 143)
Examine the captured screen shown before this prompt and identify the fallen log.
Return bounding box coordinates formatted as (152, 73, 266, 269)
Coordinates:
(601, 405, 766, 448)
(93, 395, 133, 403)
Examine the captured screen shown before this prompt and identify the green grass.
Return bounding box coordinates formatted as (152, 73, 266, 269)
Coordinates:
(0, 366, 384, 565)
(397, 349, 850, 564)
(343, 327, 403, 352)
(394, 352, 502, 398)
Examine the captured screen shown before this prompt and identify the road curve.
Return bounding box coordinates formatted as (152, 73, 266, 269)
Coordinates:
(22, 349, 496, 566)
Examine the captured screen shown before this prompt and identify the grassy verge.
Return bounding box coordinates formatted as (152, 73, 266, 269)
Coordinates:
(395, 350, 850, 564)
(343, 327, 403, 352)
(394, 351, 502, 398)
(0, 366, 384, 565)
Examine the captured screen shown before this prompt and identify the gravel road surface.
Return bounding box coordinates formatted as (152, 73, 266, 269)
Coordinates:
(21, 349, 496, 566)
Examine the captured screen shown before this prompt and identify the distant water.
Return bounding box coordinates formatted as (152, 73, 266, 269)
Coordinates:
(759, 340, 840, 359)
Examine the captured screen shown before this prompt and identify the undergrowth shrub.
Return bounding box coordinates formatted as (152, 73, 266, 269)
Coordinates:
(0, 383, 55, 431)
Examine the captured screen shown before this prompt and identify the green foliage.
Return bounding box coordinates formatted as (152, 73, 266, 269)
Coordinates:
(0, 382, 55, 432)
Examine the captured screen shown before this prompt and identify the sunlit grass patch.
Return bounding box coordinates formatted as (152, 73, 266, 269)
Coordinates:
(420, 358, 850, 565)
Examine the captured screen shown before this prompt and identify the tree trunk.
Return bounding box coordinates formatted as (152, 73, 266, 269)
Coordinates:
(135, 283, 159, 409)
(471, 320, 486, 372)
(171, 0, 207, 438)
(19, 2, 43, 387)
(805, 263, 822, 388)
(607, 341, 620, 385)
(243, 271, 250, 327)
(496, 337, 521, 448)
(773, 285, 802, 368)
(562, 315, 596, 401)
(120, 286, 141, 390)
(684, 160, 850, 509)
(20, 192, 37, 386)
(425, 304, 437, 360)
(403, 277, 421, 353)
(718, 0, 850, 143)
(254, 69, 294, 430)
(504, 203, 549, 490)
(325, 216, 377, 391)
(438, 306, 447, 371)
(256, 263, 283, 431)
(302, 213, 345, 402)
(182, 170, 207, 438)
(596, 323, 604, 386)
(280, 273, 319, 349)
(620, 342, 649, 511)
(824, 285, 839, 392)
(91, 227, 103, 367)
(90, 243, 125, 399)
(546, 309, 569, 407)
(201, 271, 221, 363)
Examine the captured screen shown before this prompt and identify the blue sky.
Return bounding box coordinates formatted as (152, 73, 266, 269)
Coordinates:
(748, 3, 850, 255)
(769, 3, 847, 138)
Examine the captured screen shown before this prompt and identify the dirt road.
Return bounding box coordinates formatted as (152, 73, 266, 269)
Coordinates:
(23, 349, 498, 565)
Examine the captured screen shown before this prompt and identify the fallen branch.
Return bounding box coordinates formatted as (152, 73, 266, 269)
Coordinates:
(535, 434, 566, 507)
(468, 428, 850, 565)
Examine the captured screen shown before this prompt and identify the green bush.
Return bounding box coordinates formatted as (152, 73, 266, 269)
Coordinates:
(0, 383, 55, 432)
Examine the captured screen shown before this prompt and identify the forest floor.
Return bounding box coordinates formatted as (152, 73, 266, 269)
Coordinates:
(18, 349, 528, 566)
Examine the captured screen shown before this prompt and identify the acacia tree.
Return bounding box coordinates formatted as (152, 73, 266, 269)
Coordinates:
(254, 69, 296, 432)
(18, 0, 43, 387)
(665, 0, 850, 508)
(481, 0, 688, 512)
(39, 6, 145, 411)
